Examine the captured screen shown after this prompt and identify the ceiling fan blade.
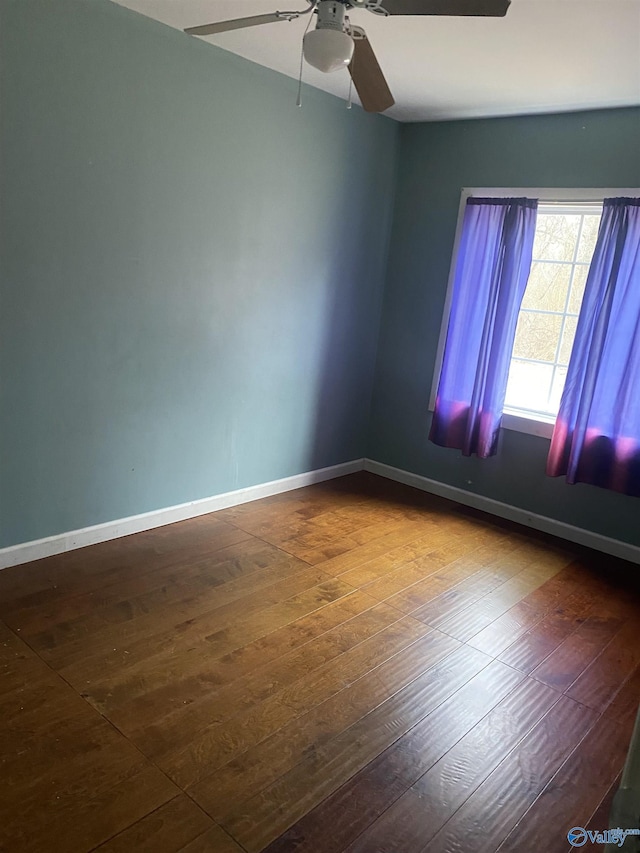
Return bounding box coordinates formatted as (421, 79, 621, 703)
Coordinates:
(185, 13, 287, 36)
(348, 36, 395, 113)
(379, 0, 510, 16)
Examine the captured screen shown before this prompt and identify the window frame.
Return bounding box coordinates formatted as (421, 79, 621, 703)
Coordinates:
(430, 187, 640, 440)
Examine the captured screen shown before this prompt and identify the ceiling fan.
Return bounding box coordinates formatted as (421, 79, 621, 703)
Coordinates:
(185, 0, 511, 113)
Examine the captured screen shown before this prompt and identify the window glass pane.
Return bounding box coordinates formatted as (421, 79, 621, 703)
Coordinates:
(558, 316, 578, 365)
(532, 214, 581, 262)
(568, 265, 589, 314)
(576, 214, 601, 263)
(549, 366, 568, 411)
(521, 262, 571, 312)
(505, 360, 554, 413)
(513, 312, 563, 362)
(504, 208, 600, 420)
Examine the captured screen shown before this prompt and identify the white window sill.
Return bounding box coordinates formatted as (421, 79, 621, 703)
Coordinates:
(426, 407, 556, 439)
(502, 411, 555, 439)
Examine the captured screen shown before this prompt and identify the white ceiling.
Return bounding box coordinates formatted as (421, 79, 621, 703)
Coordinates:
(113, 0, 640, 122)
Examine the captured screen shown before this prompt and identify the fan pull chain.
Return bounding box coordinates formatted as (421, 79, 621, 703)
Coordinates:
(296, 13, 316, 108)
(346, 45, 354, 110)
(296, 44, 304, 107)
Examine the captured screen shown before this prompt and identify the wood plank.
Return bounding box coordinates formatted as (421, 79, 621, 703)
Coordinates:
(305, 520, 443, 578)
(337, 529, 471, 588)
(32, 564, 337, 669)
(0, 620, 62, 697)
(465, 599, 548, 657)
(104, 600, 403, 730)
(497, 610, 586, 674)
(6, 539, 303, 637)
(436, 551, 571, 643)
(419, 695, 597, 853)
(162, 620, 442, 789)
(381, 537, 499, 599)
(85, 589, 381, 717)
(497, 581, 596, 674)
(368, 546, 485, 611)
(584, 770, 622, 844)
(133, 615, 432, 787)
(176, 825, 246, 853)
(531, 612, 626, 692)
(343, 676, 561, 853)
(284, 517, 440, 565)
(215, 645, 492, 852)
(230, 497, 441, 565)
(495, 669, 640, 853)
(566, 620, 640, 712)
(57, 575, 357, 688)
(0, 628, 180, 853)
(19, 551, 318, 664)
(220, 502, 367, 544)
(0, 519, 252, 615)
(262, 659, 525, 853)
(189, 630, 464, 822)
(93, 796, 213, 852)
(0, 764, 178, 853)
(410, 565, 515, 626)
(360, 559, 447, 604)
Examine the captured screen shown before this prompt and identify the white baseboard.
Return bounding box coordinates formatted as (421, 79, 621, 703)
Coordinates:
(0, 459, 364, 570)
(4, 456, 638, 571)
(363, 459, 640, 566)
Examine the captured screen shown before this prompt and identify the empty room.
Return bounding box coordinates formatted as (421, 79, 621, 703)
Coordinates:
(1, 0, 640, 851)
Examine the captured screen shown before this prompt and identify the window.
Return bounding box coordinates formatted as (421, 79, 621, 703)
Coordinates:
(431, 188, 639, 440)
(504, 204, 601, 422)
(430, 192, 640, 490)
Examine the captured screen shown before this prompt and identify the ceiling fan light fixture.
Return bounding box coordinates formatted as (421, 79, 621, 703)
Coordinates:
(303, 28, 354, 73)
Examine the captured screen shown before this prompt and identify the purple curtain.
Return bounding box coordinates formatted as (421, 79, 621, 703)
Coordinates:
(547, 198, 640, 496)
(429, 197, 538, 457)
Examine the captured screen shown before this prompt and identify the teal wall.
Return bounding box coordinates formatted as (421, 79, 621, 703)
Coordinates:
(0, 0, 398, 548)
(2, 0, 638, 553)
(369, 108, 640, 546)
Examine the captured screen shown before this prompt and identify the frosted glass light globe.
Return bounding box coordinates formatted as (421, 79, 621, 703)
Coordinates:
(303, 29, 354, 73)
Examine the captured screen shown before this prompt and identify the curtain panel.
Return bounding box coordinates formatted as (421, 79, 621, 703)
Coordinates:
(429, 197, 538, 458)
(547, 198, 640, 496)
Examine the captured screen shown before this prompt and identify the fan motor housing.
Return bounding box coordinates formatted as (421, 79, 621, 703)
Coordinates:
(315, 1, 348, 31)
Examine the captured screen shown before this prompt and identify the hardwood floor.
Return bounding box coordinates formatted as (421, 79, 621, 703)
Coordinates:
(1, 472, 639, 852)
